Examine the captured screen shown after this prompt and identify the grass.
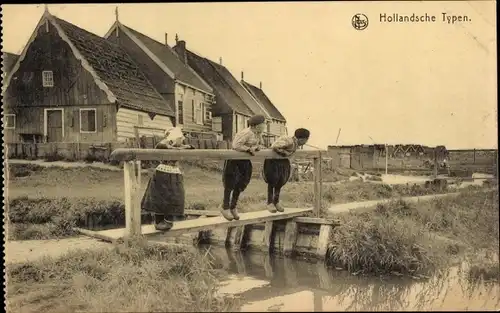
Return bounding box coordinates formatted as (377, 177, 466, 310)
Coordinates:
(467, 260, 499, 284)
(6, 162, 497, 279)
(6, 239, 239, 313)
(326, 188, 499, 277)
(6, 162, 453, 240)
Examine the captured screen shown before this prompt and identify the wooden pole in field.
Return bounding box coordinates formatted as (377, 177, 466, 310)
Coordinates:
(433, 147, 438, 179)
(124, 160, 142, 239)
(385, 144, 388, 175)
(313, 152, 323, 217)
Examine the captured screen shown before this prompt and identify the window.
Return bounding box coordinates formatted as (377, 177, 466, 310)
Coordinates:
(212, 116, 222, 132)
(137, 115, 144, 126)
(4, 114, 15, 129)
(177, 100, 184, 125)
(205, 106, 212, 122)
(192, 100, 196, 123)
(80, 108, 97, 133)
(238, 115, 245, 132)
(196, 102, 203, 125)
(42, 71, 54, 87)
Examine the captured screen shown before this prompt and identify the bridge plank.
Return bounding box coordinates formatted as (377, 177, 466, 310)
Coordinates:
(76, 208, 312, 242)
(110, 148, 324, 162)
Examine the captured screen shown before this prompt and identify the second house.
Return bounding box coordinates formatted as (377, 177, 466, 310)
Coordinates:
(104, 19, 216, 139)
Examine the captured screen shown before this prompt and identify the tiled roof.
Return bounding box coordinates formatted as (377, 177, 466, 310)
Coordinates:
(52, 16, 174, 117)
(121, 25, 212, 94)
(211, 62, 270, 119)
(241, 80, 286, 122)
(2, 52, 19, 75)
(184, 49, 253, 116)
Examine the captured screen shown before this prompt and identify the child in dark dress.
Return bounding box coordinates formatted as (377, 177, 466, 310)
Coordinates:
(263, 128, 310, 213)
(141, 127, 194, 231)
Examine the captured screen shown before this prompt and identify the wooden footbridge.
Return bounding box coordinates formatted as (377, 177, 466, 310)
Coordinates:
(76, 148, 338, 259)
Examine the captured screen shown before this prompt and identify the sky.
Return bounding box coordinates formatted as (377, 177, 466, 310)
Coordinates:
(1, 2, 497, 150)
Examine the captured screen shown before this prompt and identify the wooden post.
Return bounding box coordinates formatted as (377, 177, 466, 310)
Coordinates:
(313, 152, 323, 218)
(124, 160, 142, 239)
(260, 221, 274, 253)
(195, 215, 209, 245)
(313, 293, 323, 313)
(227, 250, 247, 275)
(263, 254, 274, 278)
(283, 220, 298, 257)
(317, 262, 332, 289)
(283, 256, 298, 286)
(232, 225, 248, 251)
(316, 224, 333, 260)
(385, 144, 388, 175)
(433, 148, 438, 179)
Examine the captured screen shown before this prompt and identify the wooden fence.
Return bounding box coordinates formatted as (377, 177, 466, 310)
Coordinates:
(108, 148, 325, 239)
(5, 137, 234, 162)
(327, 146, 498, 175)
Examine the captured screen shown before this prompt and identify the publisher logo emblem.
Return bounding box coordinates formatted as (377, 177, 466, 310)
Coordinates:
(352, 13, 369, 30)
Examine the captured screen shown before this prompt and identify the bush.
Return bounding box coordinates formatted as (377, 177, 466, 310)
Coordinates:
(8, 164, 45, 178)
(326, 189, 499, 277)
(7, 197, 224, 240)
(326, 212, 440, 276)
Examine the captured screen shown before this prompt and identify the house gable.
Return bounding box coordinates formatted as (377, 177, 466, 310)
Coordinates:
(241, 80, 286, 122)
(2, 12, 116, 104)
(104, 22, 213, 96)
(3, 20, 111, 109)
(180, 48, 253, 117)
(4, 12, 174, 117)
(214, 65, 271, 120)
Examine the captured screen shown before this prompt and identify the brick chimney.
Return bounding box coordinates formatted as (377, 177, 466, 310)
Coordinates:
(219, 57, 222, 65)
(164, 33, 168, 47)
(259, 81, 262, 89)
(241, 71, 244, 81)
(177, 40, 187, 64)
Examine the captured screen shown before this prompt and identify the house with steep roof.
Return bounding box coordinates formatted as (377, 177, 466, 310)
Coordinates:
(241, 79, 287, 140)
(2, 10, 175, 145)
(171, 47, 252, 141)
(104, 17, 216, 138)
(173, 41, 281, 143)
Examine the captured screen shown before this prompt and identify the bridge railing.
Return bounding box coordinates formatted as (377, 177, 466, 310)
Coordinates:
(109, 148, 325, 239)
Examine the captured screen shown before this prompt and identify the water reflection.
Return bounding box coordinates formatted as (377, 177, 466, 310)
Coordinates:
(201, 246, 499, 311)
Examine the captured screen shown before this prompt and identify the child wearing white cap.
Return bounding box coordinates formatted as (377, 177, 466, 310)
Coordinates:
(141, 127, 194, 231)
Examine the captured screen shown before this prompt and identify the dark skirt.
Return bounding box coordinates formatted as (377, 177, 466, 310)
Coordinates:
(223, 159, 253, 192)
(141, 170, 185, 216)
(263, 159, 292, 188)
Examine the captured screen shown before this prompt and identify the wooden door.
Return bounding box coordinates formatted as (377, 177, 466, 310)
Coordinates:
(46, 110, 63, 142)
(350, 148, 362, 170)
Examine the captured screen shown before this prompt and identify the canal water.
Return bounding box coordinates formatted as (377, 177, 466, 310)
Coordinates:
(204, 246, 499, 311)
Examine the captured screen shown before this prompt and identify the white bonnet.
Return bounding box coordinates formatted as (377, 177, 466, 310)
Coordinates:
(164, 127, 185, 142)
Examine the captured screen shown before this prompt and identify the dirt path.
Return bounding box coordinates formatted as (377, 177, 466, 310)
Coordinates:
(327, 192, 461, 214)
(5, 237, 112, 265)
(7, 159, 123, 171)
